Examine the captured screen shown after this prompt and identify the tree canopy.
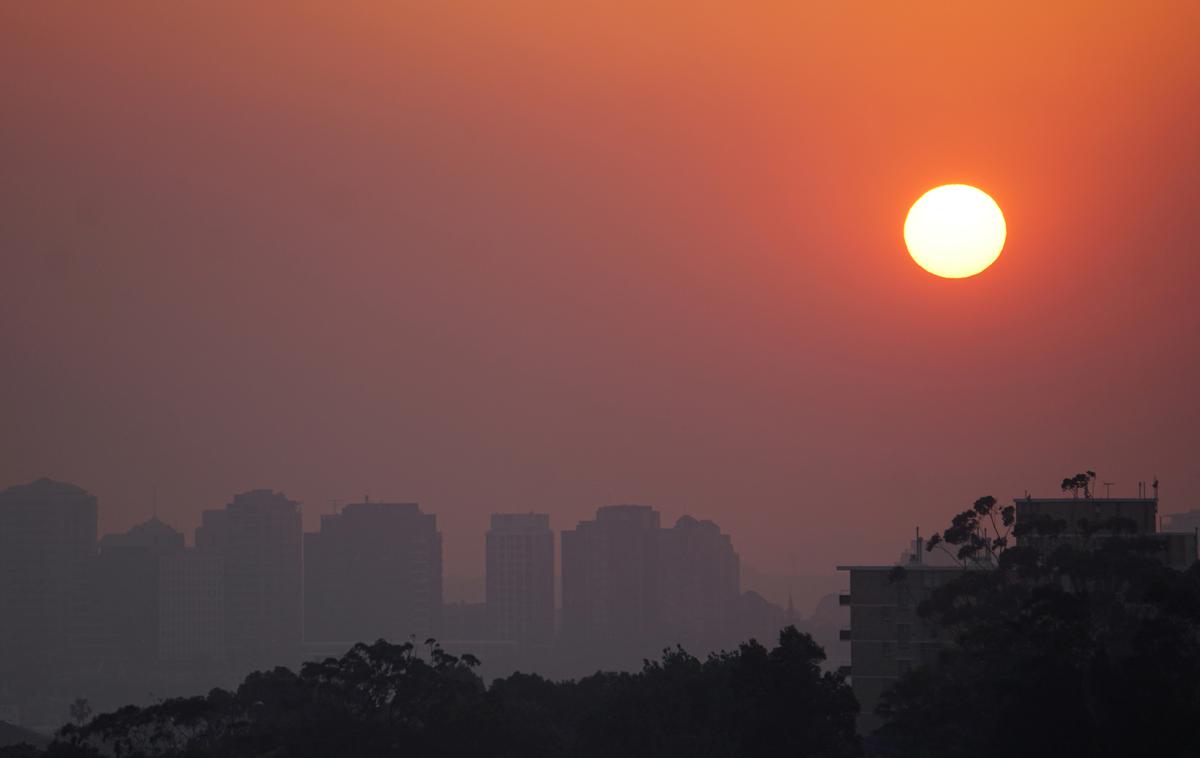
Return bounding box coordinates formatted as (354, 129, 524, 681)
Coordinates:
(12, 629, 860, 758)
(877, 500, 1200, 758)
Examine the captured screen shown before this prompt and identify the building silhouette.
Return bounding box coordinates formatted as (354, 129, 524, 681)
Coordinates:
(196, 490, 301, 671)
(441, 600, 490, 641)
(93, 517, 185, 669)
(158, 547, 225, 664)
(734, 589, 792, 644)
(1163, 507, 1200, 534)
(0, 479, 97, 674)
(659, 515, 741, 653)
(837, 534, 958, 735)
(304, 500, 442, 645)
(562, 505, 663, 665)
(1016, 494, 1197, 567)
(486, 513, 554, 644)
(561, 505, 754, 670)
(0, 477, 784, 713)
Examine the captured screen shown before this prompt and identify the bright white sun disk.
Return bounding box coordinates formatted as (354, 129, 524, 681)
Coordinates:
(904, 184, 1006, 279)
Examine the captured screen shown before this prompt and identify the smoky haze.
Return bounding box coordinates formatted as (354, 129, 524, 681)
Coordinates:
(2, 5, 1199, 611)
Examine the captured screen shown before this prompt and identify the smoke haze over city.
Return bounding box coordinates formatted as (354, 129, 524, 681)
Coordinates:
(3, 4, 1200, 755)
(3, 4, 1199, 587)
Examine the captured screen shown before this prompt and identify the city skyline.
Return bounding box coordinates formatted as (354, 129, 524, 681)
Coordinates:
(6, 471, 1190, 604)
(5, 468, 1195, 736)
(0, 475, 819, 729)
(0, 475, 821, 611)
(3, 3, 1199, 753)
(4, 4, 1198, 589)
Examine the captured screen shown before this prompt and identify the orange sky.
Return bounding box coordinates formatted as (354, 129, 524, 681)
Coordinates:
(2, 3, 1198, 599)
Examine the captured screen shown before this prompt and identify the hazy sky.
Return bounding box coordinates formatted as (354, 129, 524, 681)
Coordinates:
(3, 3, 1198, 591)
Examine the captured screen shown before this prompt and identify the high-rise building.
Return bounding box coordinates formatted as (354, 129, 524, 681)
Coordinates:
(159, 548, 225, 664)
(196, 490, 302, 671)
(486, 513, 554, 644)
(561, 505, 748, 669)
(837, 535, 960, 736)
(1163, 507, 1200, 534)
(0, 479, 97, 673)
(1015, 495, 1197, 567)
(659, 515, 740, 653)
(561, 505, 662, 663)
(304, 500, 442, 645)
(93, 517, 185, 668)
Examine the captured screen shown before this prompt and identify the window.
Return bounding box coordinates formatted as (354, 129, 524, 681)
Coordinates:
(882, 642, 894, 659)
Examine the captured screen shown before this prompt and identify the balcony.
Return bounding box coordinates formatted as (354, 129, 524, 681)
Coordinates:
(838, 628, 852, 641)
(838, 593, 851, 606)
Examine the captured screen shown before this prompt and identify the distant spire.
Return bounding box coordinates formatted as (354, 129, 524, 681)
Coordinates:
(787, 553, 798, 622)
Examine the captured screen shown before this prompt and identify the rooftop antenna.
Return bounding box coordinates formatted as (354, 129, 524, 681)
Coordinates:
(152, 486, 158, 519)
(1153, 477, 1159, 500)
(1103, 482, 1115, 499)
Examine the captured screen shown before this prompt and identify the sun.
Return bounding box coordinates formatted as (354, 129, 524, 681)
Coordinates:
(903, 184, 1006, 279)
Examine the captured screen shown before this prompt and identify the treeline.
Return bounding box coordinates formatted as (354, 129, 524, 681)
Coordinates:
(5, 629, 859, 758)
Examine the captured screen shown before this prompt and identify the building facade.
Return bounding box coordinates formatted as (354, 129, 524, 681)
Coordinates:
(1015, 495, 1197, 569)
(562, 504, 662, 663)
(1163, 507, 1200, 534)
(0, 479, 98, 673)
(561, 505, 750, 669)
(486, 513, 554, 644)
(158, 548, 225, 663)
(304, 500, 442, 644)
(659, 515, 741, 653)
(837, 540, 960, 736)
(196, 489, 302, 670)
(93, 517, 186, 668)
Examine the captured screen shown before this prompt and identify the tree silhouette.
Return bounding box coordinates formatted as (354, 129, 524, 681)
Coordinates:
(67, 699, 91, 728)
(924, 495, 1014, 566)
(42, 631, 860, 758)
(1060, 470, 1096, 498)
(876, 506, 1200, 758)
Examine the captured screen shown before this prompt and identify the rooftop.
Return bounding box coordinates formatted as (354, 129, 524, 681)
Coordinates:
(490, 513, 551, 531)
(836, 564, 971, 572)
(100, 516, 184, 551)
(1015, 497, 1157, 504)
(0, 477, 93, 501)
